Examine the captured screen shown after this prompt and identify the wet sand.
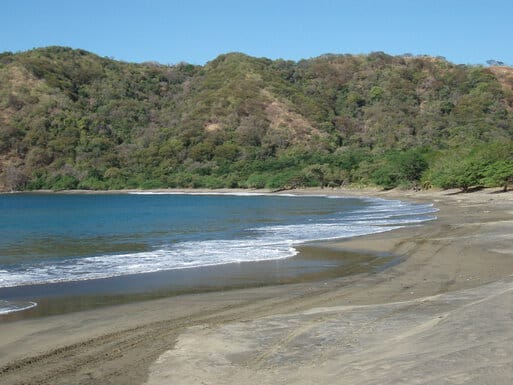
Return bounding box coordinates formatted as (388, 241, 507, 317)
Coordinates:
(0, 245, 394, 321)
(1, 188, 513, 385)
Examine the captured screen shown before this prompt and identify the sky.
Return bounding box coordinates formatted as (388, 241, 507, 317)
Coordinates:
(2, 0, 512, 66)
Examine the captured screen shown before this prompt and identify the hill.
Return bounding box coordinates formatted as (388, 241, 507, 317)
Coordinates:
(1, 47, 512, 191)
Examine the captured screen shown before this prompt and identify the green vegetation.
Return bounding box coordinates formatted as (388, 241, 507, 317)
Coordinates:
(0, 47, 512, 191)
(424, 141, 513, 191)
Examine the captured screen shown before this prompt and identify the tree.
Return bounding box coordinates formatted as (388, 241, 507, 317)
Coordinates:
(486, 59, 505, 66)
(371, 150, 428, 189)
(302, 164, 331, 187)
(484, 160, 513, 192)
(428, 156, 484, 191)
(1, 164, 28, 191)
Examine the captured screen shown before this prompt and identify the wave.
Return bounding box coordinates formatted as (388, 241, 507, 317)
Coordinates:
(0, 300, 37, 315)
(0, 197, 436, 289)
(0, 240, 297, 288)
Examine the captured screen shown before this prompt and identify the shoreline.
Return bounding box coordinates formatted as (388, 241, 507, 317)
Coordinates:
(0, 244, 397, 322)
(0, 189, 433, 320)
(1, 187, 513, 384)
(0, 185, 430, 198)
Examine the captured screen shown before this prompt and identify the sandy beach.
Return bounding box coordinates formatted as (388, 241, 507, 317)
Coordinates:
(1, 187, 513, 385)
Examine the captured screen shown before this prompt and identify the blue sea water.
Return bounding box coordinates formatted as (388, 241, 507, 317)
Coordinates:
(0, 192, 436, 314)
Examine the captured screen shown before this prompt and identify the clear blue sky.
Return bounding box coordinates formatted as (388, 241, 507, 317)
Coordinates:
(2, 0, 512, 65)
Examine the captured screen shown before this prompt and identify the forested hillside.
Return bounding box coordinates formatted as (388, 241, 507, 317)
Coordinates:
(1, 47, 512, 191)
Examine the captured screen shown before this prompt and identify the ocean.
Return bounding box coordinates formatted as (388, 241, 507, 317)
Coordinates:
(0, 192, 436, 317)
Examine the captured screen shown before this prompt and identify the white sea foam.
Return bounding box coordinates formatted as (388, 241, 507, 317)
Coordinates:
(0, 243, 297, 288)
(0, 300, 37, 315)
(0, 197, 436, 288)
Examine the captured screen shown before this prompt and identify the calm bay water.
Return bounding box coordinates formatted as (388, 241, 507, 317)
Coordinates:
(0, 192, 436, 316)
